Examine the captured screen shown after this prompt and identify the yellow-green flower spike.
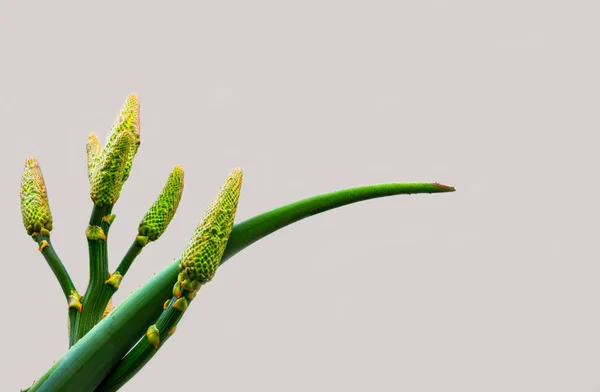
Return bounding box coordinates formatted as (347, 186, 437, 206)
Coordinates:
(88, 94, 141, 206)
(105, 93, 140, 185)
(20, 156, 53, 236)
(86, 132, 101, 182)
(177, 168, 243, 293)
(138, 166, 185, 242)
(89, 129, 134, 206)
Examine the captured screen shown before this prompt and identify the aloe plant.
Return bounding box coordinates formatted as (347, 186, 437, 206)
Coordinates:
(20, 94, 455, 391)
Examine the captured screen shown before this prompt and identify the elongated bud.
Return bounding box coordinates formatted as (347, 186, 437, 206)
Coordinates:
(90, 129, 134, 206)
(20, 157, 53, 236)
(177, 168, 242, 294)
(138, 166, 184, 241)
(106, 93, 140, 185)
(86, 132, 101, 183)
(88, 94, 141, 206)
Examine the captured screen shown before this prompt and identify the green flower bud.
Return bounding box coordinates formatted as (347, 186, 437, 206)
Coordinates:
(106, 93, 140, 185)
(20, 157, 53, 236)
(138, 165, 184, 241)
(89, 129, 134, 206)
(178, 168, 242, 290)
(88, 93, 141, 206)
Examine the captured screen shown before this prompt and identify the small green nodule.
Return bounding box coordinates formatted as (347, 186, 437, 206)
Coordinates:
(186, 287, 200, 300)
(180, 279, 193, 292)
(68, 291, 83, 313)
(172, 280, 182, 298)
(105, 272, 123, 290)
(172, 297, 188, 312)
(146, 325, 160, 348)
(86, 225, 107, 241)
(102, 214, 116, 226)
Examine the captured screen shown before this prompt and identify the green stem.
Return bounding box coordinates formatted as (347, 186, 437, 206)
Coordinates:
(115, 239, 145, 277)
(72, 204, 113, 345)
(68, 308, 79, 347)
(28, 182, 454, 391)
(28, 259, 181, 392)
(36, 234, 81, 347)
(36, 235, 77, 300)
(77, 237, 145, 347)
(95, 297, 184, 392)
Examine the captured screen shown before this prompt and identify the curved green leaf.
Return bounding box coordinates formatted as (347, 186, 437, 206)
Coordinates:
(28, 182, 454, 391)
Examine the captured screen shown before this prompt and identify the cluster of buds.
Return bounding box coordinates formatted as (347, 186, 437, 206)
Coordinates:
(87, 94, 141, 206)
(172, 168, 243, 309)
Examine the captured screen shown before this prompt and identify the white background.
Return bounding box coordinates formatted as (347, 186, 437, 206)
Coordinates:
(2, 1, 600, 391)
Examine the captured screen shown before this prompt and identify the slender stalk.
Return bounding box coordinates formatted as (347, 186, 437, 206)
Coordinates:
(36, 234, 81, 346)
(115, 238, 145, 277)
(36, 235, 77, 300)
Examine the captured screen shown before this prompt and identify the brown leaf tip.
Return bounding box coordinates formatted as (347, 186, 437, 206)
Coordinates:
(433, 182, 455, 192)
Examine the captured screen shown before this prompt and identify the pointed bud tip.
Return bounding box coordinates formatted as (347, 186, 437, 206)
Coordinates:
(24, 156, 39, 167)
(124, 93, 140, 136)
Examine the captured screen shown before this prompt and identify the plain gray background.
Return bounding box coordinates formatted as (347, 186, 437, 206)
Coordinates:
(2, 1, 599, 391)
